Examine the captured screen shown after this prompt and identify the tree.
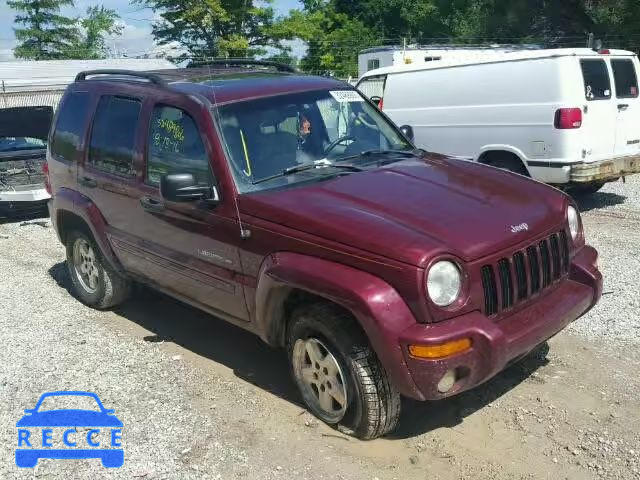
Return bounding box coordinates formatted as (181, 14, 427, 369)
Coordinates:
(65, 6, 123, 59)
(8, 0, 79, 59)
(136, 0, 290, 61)
(9, 0, 122, 60)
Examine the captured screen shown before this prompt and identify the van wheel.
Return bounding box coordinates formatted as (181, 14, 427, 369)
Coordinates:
(66, 230, 130, 309)
(570, 181, 605, 196)
(287, 303, 401, 440)
(483, 153, 529, 176)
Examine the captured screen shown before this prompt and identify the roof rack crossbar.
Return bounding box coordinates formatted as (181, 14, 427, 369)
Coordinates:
(188, 58, 296, 73)
(75, 69, 168, 86)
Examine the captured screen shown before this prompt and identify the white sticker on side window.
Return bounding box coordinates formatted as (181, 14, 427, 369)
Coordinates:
(329, 90, 365, 102)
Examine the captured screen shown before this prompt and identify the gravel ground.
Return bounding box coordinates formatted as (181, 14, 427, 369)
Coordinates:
(0, 176, 638, 480)
(570, 175, 640, 345)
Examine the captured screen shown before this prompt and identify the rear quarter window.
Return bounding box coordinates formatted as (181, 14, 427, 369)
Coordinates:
(580, 59, 612, 101)
(357, 75, 386, 103)
(51, 92, 91, 161)
(611, 59, 639, 98)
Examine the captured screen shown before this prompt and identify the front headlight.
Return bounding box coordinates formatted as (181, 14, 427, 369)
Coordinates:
(427, 261, 462, 307)
(567, 205, 580, 240)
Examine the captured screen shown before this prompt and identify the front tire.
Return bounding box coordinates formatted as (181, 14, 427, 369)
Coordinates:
(66, 230, 130, 309)
(287, 303, 401, 439)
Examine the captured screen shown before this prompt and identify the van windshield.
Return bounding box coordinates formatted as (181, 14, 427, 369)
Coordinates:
(215, 89, 412, 193)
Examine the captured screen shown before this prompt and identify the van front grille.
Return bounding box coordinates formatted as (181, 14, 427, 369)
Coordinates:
(480, 231, 570, 317)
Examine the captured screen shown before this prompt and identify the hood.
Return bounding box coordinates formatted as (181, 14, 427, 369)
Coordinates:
(0, 106, 53, 140)
(239, 155, 568, 266)
(16, 410, 123, 427)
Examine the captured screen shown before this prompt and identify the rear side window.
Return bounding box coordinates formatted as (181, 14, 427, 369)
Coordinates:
(581, 59, 612, 100)
(88, 96, 141, 177)
(51, 92, 90, 161)
(146, 105, 210, 186)
(611, 59, 639, 98)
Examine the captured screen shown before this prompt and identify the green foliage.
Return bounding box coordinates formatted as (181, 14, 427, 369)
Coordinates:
(279, 0, 640, 76)
(9, 0, 78, 59)
(65, 7, 123, 59)
(136, 0, 291, 61)
(9, 0, 122, 60)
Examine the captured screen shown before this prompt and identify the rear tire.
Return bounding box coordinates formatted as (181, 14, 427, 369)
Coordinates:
(569, 181, 605, 196)
(483, 153, 530, 176)
(287, 303, 401, 440)
(66, 230, 130, 309)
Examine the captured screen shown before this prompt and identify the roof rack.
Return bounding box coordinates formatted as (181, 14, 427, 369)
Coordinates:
(75, 69, 168, 86)
(187, 58, 296, 73)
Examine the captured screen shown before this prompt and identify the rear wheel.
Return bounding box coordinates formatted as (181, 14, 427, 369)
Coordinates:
(482, 152, 530, 176)
(569, 181, 605, 196)
(287, 303, 401, 439)
(66, 230, 130, 309)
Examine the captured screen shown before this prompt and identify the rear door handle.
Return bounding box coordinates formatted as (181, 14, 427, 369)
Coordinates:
(79, 176, 97, 188)
(618, 103, 629, 111)
(140, 196, 165, 212)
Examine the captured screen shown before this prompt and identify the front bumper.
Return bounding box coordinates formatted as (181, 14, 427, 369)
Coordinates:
(398, 245, 601, 400)
(570, 155, 640, 182)
(0, 187, 50, 217)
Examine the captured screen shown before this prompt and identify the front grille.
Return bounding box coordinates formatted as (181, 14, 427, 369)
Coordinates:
(480, 231, 570, 316)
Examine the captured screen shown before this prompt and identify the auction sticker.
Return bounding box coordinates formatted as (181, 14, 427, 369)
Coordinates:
(329, 90, 364, 102)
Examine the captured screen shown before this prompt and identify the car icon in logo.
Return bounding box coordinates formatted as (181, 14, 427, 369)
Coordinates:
(16, 391, 123, 468)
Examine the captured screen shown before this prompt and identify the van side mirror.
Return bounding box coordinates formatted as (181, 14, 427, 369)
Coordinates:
(160, 173, 216, 203)
(399, 125, 414, 142)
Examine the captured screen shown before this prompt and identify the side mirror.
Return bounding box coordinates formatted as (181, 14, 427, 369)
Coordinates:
(399, 124, 414, 142)
(370, 96, 383, 108)
(160, 173, 214, 203)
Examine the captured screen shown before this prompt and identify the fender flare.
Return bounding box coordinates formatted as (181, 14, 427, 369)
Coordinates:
(53, 188, 122, 273)
(255, 252, 424, 399)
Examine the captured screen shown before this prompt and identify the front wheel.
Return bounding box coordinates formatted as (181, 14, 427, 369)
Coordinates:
(287, 303, 401, 439)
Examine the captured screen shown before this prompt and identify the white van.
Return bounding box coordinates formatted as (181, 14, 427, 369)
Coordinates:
(356, 48, 640, 193)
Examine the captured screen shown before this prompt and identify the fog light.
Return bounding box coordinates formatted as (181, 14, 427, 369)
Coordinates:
(437, 369, 457, 393)
(408, 338, 472, 359)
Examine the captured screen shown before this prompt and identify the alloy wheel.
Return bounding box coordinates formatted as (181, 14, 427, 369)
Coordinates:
(292, 337, 348, 423)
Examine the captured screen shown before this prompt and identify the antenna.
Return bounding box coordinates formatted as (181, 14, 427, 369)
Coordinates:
(203, 58, 252, 240)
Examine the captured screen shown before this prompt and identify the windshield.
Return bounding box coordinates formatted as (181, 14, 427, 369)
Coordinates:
(0, 136, 46, 153)
(215, 89, 412, 193)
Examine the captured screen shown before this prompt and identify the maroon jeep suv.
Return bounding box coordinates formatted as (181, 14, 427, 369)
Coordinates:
(46, 62, 602, 439)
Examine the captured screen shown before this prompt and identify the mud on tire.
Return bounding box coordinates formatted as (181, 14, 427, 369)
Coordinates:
(287, 302, 401, 440)
(65, 230, 131, 309)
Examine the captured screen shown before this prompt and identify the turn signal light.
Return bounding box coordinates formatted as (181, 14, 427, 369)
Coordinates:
(408, 338, 472, 359)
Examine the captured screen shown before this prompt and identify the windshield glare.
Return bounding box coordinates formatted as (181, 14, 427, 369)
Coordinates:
(0, 136, 46, 153)
(215, 89, 412, 192)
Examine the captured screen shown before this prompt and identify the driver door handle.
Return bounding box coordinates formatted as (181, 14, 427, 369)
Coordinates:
(140, 196, 165, 212)
(618, 103, 629, 111)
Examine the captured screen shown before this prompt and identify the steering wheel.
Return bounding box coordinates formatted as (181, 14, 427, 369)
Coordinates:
(323, 135, 356, 156)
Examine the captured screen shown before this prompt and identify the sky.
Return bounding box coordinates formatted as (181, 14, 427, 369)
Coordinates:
(0, 0, 302, 61)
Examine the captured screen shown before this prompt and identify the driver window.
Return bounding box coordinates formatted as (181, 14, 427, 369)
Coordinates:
(146, 105, 211, 186)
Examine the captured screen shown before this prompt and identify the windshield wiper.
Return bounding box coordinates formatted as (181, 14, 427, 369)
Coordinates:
(334, 148, 417, 164)
(252, 161, 364, 186)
